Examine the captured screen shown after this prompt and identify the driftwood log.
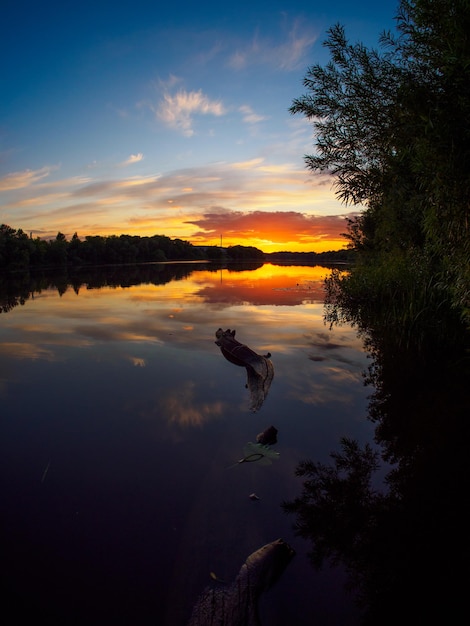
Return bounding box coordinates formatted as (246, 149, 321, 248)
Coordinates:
(215, 328, 274, 412)
(187, 538, 295, 626)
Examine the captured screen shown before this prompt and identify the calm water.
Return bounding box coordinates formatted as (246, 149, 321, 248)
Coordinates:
(1, 263, 374, 625)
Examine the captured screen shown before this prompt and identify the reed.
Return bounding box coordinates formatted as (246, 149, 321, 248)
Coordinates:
(324, 251, 467, 350)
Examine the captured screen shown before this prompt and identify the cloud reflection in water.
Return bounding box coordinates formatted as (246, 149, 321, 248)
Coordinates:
(0, 262, 372, 625)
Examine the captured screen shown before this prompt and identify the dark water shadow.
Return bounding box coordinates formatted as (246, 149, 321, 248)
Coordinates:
(283, 292, 470, 624)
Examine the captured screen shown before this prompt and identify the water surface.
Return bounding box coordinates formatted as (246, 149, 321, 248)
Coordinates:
(1, 263, 373, 625)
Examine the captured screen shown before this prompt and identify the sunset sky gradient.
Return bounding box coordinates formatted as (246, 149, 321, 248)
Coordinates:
(1, 0, 397, 252)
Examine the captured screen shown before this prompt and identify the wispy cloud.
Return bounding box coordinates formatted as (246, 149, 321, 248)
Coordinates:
(228, 18, 318, 71)
(156, 86, 226, 136)
(0, 157, 357, 251)
(278, 18, 319, 70)
(0, 166, 56, 191)
(239, 105, 267, 124)
(120, 153, 144, 166)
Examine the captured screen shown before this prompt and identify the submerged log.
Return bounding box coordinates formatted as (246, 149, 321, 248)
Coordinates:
(187, 538, 295, 626)
(215, 328, 274, 412)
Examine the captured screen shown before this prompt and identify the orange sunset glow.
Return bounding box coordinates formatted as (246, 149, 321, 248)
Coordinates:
(0, 263, 339, 363)
(186, 208, 352, 253)
(192, 263, 333, 304)
(1, 161, 357, 253)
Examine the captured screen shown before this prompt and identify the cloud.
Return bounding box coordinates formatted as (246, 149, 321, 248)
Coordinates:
(278, 18, 319, 70)
(227, 19, 318, 71)
(186, 209, 352, 245)
(156, 88, 226, 136)
(120, 153, 144, 166)
(0, 166, 55, 190)
(239, 105, 267, 124)
(228, 51, 246, 70)
(0, 156, 358, 250)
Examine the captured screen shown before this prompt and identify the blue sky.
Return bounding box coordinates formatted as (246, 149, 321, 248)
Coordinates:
(1, 0, 398, 252)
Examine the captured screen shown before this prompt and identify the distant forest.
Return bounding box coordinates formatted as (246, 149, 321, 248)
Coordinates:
(0, 224, 354, 271)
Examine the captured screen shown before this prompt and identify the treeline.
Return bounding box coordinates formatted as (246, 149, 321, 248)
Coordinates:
(0, 225, 207, 269)
(0, 224, 351, 271)
(267, 248, 356, 264)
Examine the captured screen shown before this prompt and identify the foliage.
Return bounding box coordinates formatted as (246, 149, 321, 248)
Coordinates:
(0, 224, 356, 270)
(285, 260, 470, 623)
(285, 2, 470, 621)
(291, 0, 470, 324)
(226, 244, 265, 261)
(324, 251, 466, 349)
(266, 248, 357, 264)
(0, 226, 208, 270)
(282, 438, 382, 571)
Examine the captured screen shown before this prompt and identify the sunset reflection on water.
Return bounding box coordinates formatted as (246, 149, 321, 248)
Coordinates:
(0, 263, 345, 361)
(1, 262, 367, 626)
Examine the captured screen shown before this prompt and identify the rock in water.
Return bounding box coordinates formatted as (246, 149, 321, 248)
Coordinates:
(256, 426, 278, 446)
(187, 538, 295, 626)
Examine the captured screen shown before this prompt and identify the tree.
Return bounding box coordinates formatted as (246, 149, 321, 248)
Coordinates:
(226, 245, 265, 261)
(392, 0, 470, 311)
(0, 224, 31, 269)
(291, 0, 470, 319)
(47, 232, 68, 266)
(67, 232, 82, 264)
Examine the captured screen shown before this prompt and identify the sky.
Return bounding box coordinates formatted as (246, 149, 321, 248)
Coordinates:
(1, 0, 398, 253)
